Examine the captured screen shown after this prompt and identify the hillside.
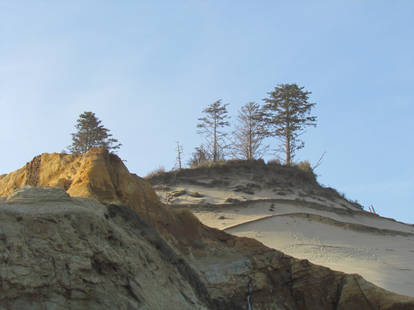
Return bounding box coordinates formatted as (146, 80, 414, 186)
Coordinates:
(0, 150, 413, 309)
(0, 186, 211, 309)
(149, 159, 414, 297)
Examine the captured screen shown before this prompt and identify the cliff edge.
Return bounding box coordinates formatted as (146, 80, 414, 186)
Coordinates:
(0, 149, 413, 309)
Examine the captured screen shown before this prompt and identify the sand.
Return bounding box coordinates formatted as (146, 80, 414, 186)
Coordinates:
(153, 176, 414, 297)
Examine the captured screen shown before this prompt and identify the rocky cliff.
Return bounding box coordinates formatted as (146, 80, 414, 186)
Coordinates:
(0, 187, 211, 309)
(1, 149, 413, 309)
(149, 160, 414, 298)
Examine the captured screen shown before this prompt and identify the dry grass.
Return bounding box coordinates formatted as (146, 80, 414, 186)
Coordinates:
(148, 159, 317, 185)
(295, 160, 313, 173)
(144, 166, 166, 179)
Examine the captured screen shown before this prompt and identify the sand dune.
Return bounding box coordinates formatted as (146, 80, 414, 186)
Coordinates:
(150, 163, 414, 297)
(227, 212, 414, 297)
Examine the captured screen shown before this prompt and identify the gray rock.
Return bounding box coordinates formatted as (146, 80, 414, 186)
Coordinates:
(0, 187, 210, 310)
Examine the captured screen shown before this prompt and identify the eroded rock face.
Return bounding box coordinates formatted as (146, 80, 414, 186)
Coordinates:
(0, 149, 211, 248)
(0, 187, 211, 310)
(0, 149, 159, 210)
(187, 227, 414, 310)
(1, 150, 413, 309)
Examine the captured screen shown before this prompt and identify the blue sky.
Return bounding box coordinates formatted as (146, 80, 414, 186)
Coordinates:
(1, 1, 413, 223)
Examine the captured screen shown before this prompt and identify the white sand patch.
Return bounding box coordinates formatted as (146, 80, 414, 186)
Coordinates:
(193, 200, 414, 234)
(152, 173, 414, 297)
(227, 215, 414, 297)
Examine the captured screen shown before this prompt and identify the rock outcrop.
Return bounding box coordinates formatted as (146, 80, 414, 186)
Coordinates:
(0, 149, 159, 209)
(1, 149, 413, 309)
(0, 187, 211, 310)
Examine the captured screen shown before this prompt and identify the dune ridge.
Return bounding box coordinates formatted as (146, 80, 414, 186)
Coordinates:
(150, 160, 414, 297)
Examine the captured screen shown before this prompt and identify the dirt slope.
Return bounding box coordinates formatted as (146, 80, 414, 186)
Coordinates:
(149, 160, 414, 298)
(1, 150, 413, 309)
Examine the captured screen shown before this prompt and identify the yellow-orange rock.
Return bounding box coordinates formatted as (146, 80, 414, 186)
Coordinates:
(0, 149, 203, 248)
(0, 149, 158, 207)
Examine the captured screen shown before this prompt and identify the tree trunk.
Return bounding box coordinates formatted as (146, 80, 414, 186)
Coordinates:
(213, 116, 217, 161)
(285, 105, 291, 165)
(286, 134, 291, 165)
(248, 123, 252, 160)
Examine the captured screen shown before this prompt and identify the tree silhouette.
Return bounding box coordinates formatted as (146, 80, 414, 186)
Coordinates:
(68, 111, 121, 154)
(197, 100, 230, 161)
(232, 102, 267, 160)
(261, 84, 317, 165)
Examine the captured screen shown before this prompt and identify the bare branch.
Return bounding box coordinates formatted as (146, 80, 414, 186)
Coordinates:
(312, 151, 326, 171)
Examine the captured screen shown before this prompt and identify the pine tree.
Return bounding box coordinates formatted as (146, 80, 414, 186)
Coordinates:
(232, 102, 267, 160)
(197, 100, 230, 162)
(68, 111, 121, 154)
(261, 84, 317, 165)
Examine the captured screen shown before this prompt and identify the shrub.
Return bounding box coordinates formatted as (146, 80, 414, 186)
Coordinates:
(267, 158, 281, 166)
(144, 166, 166, 179)
(190, 159, 227, 169)
(296, 160, 313, 173)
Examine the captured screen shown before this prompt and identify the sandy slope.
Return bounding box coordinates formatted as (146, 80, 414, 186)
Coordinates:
(228, 213, 414, 297)
(152, 170, 414, 297)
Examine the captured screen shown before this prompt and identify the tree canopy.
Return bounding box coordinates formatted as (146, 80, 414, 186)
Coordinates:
(68, 111, 121, 154)
(232, 102, 267, 160)
(196, 100, 230, 162)
(261, 84, 317, 165)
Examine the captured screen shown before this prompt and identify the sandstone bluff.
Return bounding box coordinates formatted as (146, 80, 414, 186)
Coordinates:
(0, 148, 413, 309)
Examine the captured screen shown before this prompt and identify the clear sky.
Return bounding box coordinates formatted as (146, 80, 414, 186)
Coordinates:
(1, 1, 413, 223)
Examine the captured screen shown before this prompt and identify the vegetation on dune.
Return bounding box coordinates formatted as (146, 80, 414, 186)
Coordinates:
(65, 83, 320, 185)
(147, 158, 364, 210)
(145, 166, 166, 179)
(187, 83, 318, 169)
(65, 82, 318, 173)
(149, 158, 317, 184)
